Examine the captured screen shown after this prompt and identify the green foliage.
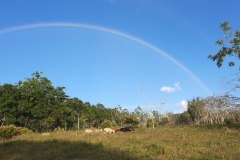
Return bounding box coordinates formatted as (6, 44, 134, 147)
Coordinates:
(159, 117, 169, 126)
(225, 117, 240, 129)
(100, 120, 117, 128)
(16, 72, 70, 132)
(0, 125, 26, 143)
(110, 106, 129, 126)
(0, 84, 20, 126)
(147, 118, 155, 128)
(187, 97, 205, 123)
(124, 114, 139, 127)
(134, 106, 147, 122)
(209, 22, 240, 68)
(0, 72, 131, 132)
(0, 72, 73, 132)
(178, 111, 192, 124)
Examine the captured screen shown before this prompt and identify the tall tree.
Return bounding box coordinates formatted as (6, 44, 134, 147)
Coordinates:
(65, 98, 84, 130)
(134, 106, 147, 123)
(187, 97, 206, 124)
(17, 72, 68, 132)
(0, 84, 19, 126)
(204, 96, 234, 124)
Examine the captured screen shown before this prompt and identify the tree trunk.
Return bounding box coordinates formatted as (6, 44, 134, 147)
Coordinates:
(64, 121, 67, 130)
(77, 114, 80, 130)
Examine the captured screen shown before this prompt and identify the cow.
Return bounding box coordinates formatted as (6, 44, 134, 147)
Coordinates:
(41, 133, 50, 136)
(103, 128, 116, 133)
(85, 129, 103, 133)
(84, 129, 94, 133)
(93, 129, 103, 133)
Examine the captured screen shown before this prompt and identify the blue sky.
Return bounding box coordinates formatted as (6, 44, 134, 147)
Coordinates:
(0, 0, 239, 112)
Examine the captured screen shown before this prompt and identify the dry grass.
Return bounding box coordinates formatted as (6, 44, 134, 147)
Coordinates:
(0, 126, 240, 160)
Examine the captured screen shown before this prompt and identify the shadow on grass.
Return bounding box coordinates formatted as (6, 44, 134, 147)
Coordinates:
(0, 140, 138, 160)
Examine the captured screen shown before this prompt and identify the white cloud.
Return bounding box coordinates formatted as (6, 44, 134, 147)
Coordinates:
(179, 100, 188, 110)
(160, 82, 182, 93)
(173, 100, 188, 114)
(160, 86, 176, 93)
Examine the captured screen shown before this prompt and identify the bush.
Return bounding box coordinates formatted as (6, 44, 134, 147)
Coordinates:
(159, 117, 169, 126)
(147, 119, 155, 128)
(225, 118, 240, 129)
(178, 111, 192, 125)
(0, 125, 27, 143)
(225, 118, 237, 125)
(100, 120, 117, 128)
(124, 114, 139, 127)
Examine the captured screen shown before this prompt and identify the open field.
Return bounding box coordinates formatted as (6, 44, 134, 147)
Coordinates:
(0, 126, 240, 160)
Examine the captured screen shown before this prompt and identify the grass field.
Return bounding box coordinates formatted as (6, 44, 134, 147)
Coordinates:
(0, 126, 240, 160)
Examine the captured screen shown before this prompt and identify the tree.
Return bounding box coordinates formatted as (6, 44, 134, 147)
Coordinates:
(208, 22, 240, 123)
(109, 106, 129, 126)
(134, 106, 147, 123)
(209, 22, 240, 68)
(222, 73, 240, 102)
(94, 103, 112, 127)
(83, 104, 97, 128)
(65, 98, 84, 130)
(151, 110, 162, 126)
(0, 84, 19, 126)
(178, 111, 192, 125)
(187, 97, 206, 124)
(100, 120, 117, 128)
(17, 72, 68, 132)
(204, 96, 235, 124)
(146, 110, 161, 128)
(0, 71, 138, 131)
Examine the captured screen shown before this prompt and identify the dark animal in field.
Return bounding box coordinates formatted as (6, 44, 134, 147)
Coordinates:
(116, 126, 135, 132)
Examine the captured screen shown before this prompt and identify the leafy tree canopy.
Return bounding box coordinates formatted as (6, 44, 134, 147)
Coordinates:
(209, 22, 240, 68)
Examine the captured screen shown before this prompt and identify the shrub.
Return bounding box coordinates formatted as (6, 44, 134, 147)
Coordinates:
(0, 125, 26, 143)
(124, 114, 139, 127)
(178, 111, 192, 125)
(225, 118, 240, 129)
(100, 120, 117, 128)
(147, 119, 155, 128)
(159, 117, 169, 126)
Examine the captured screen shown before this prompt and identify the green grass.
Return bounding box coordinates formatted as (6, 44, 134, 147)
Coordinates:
(0, 126, 240, 160)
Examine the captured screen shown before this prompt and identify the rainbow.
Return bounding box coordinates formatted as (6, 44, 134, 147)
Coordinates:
(0, 22, 212, 94)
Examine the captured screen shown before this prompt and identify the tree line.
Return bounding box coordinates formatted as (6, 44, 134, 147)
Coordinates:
(1, 72, 239, 132)
(0, 72, 142, 132)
